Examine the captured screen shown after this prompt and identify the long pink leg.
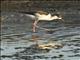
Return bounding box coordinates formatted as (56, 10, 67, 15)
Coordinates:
(32, 20, 38, 32)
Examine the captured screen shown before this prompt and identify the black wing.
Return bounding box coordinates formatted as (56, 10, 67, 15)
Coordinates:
(19, 11, 35, 15)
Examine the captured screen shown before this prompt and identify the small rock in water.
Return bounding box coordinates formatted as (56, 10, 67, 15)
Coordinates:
(51, 56, 58, 58)
(59, 54, 64, 58)
(45, 30, 55, 34)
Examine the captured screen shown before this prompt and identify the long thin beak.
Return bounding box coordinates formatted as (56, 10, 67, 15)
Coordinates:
(61, 19, 64, 22)
(58, 17, 64, 22)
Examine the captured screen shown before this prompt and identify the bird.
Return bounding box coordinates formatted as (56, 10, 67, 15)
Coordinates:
(19, 11, 64, 32)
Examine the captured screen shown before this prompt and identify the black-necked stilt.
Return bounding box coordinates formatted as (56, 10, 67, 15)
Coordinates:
(19, 11, 64, 32)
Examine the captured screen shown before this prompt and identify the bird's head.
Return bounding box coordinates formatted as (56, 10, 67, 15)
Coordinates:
(53, 14, 64, 22)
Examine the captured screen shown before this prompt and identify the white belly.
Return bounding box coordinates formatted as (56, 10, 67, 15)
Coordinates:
(38, 15, 52, 21)
(36, 13, 59, 21)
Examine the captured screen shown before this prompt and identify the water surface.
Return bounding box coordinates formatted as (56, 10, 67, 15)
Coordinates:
(1, 12, 80, 60)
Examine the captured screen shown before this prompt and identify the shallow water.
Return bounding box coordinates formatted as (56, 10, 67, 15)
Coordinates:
(1, 12, 80, 60)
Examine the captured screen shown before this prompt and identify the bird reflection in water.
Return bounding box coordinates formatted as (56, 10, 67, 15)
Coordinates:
(31, 34, 40, 45)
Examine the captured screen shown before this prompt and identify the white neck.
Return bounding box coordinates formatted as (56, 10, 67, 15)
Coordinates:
(50, 16, 59, 20)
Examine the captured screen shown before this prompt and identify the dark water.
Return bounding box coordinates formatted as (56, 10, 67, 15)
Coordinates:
(1, 11, 80, 60)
